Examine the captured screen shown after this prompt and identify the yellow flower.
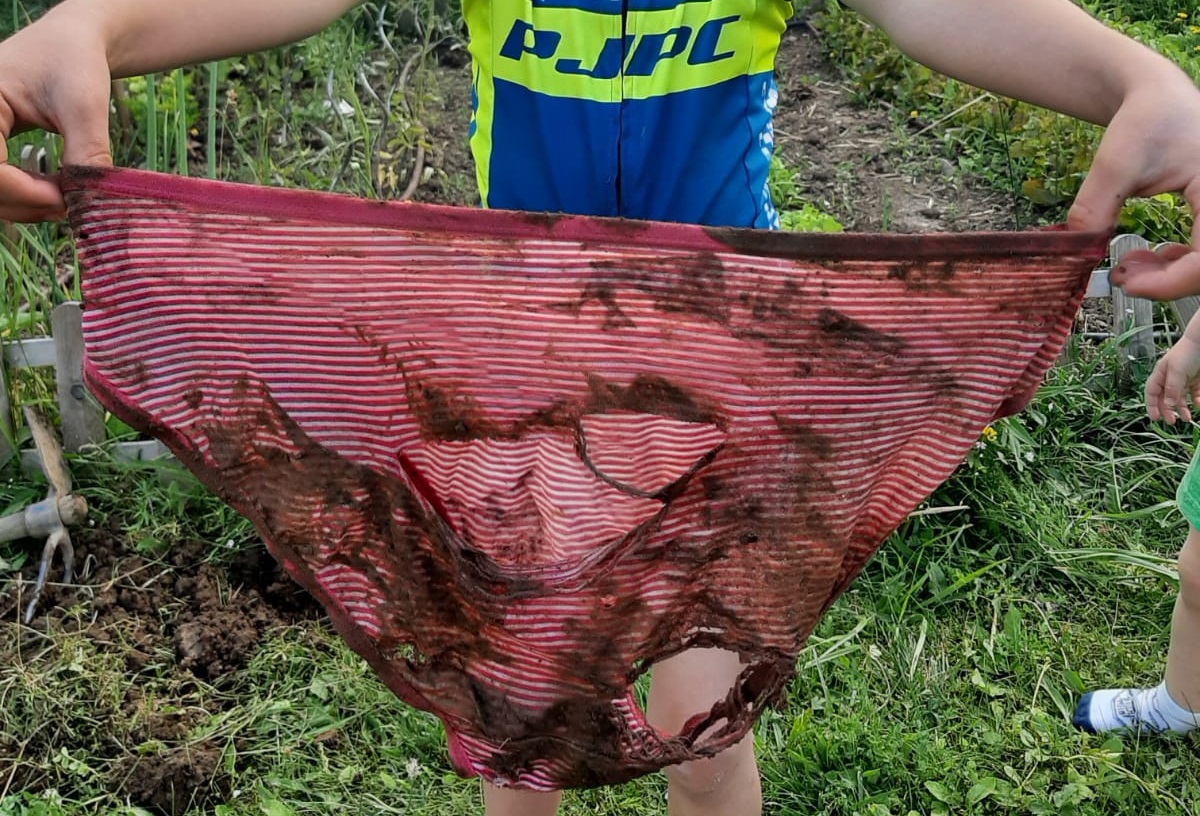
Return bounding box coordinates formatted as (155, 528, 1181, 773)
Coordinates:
(910, 110, 919, 118)
(1191, 25, 1200, 33)
(1179, 10, 1190, 18)
(981, 425, 998, 442)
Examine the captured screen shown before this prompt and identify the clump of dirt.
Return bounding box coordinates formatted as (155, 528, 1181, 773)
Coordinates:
(172, 542, 318, 679)
(0, 523, 322, 815)
(110, 686, 234, 816)
(119, 742, 228, 816)
(49, 530, 322, 681)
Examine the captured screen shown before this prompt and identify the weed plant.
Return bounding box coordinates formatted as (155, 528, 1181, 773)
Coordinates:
(815, 1, 1199, 244)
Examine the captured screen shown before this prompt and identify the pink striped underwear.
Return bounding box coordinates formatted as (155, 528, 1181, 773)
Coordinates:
(63, 167, 1107, 789)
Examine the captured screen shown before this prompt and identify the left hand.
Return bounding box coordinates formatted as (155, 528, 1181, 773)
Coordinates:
(1145, 333, 1200, 425)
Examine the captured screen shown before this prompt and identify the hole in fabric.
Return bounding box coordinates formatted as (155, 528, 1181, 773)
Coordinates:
(404, 413, 725, 569)
(644, 646, 744, 742)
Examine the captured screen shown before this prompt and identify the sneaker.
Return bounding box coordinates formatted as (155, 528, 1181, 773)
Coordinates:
(1073, 685, 1196, 735)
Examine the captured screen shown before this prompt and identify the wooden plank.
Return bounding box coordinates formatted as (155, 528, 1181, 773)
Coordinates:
(21, 440, 170, 475)
(3, 336, 57, 369)
(1087, 268, 1111, 298)
(20, 143, 48, 174)
(110, 440, 171, 462)
(51, 303, 106, 452)
(1109, 234, 1155, 362)
(1170, 296, 1200, 335)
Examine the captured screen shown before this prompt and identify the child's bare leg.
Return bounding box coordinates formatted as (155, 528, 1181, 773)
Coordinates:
(647, 647, 762, 816)
(1164, 526, 1200, 714)
(481, 647, 760, 815)
(1074, 526, 1200, 733)
(482, 783, 562, 816)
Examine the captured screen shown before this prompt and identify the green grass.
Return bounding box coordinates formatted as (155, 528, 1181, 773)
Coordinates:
(5, 372, 1195, 816)
(3, 339, 1198, 815)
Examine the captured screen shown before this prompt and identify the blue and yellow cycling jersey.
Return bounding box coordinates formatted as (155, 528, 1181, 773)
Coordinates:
(464, 0, 793, 228)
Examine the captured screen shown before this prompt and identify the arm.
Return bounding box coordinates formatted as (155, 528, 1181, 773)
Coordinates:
(842, 0, 1184, 127)
(74, 0, 364, 78)
(0, 0, 361, 221)
(844, 0, 1200, 295)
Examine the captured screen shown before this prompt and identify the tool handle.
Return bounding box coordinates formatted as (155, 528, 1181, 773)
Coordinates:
(0, 511, 29, 542)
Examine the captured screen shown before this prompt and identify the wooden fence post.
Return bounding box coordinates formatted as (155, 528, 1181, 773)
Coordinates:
(1166, 239, 1200, 331)
(1108, 233, 1156, 366)
(51, 303, 106, 452)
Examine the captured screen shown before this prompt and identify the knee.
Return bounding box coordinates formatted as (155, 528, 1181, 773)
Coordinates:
(662, 735, 755, 801)
(1178, 533, 1200, 610)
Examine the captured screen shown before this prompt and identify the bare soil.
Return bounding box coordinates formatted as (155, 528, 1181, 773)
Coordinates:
(0, 523, 323, 814)
(413, 21, 1016, 232)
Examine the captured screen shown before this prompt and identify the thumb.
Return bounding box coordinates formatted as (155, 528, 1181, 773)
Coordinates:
(1068, 149, 1128, 234)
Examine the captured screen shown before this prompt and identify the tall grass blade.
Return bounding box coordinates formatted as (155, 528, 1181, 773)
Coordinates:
(1051, 547, 1179, 583)
(207, 61, 219, 178)
(174, 67, 188, 175)
(144, 73, 158, 172)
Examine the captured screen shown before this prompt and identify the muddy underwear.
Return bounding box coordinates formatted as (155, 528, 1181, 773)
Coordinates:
(64, 166, 1107, 790)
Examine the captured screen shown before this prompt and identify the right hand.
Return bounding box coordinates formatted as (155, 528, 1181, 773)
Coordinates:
(1146, 333, 1200, 425)
(0, 8, 114, 222)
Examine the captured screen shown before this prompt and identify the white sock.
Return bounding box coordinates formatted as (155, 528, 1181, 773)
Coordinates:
(1074, 681, 1199, 735)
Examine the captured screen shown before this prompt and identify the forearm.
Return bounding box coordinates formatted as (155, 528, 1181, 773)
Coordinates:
(36, 0, 362, 78)
(843, 0, 1193, 126)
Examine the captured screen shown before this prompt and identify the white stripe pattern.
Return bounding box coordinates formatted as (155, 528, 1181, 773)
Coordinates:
(65, 168, 1105, 791)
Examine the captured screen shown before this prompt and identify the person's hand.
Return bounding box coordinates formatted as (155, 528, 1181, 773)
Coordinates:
(0, 10, 114, 222)
(1146, 332, 1200, 424)
(1068, 72, 1200, 302)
